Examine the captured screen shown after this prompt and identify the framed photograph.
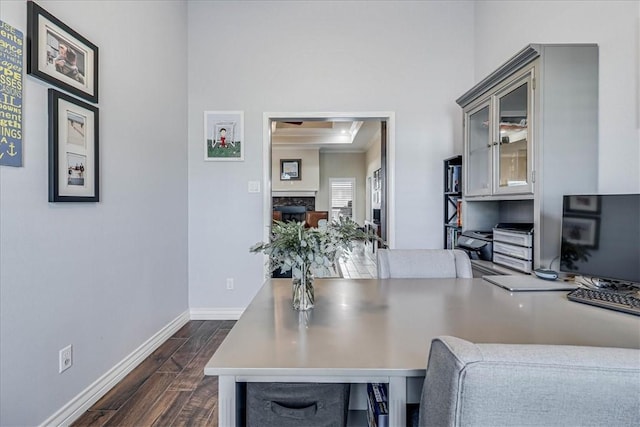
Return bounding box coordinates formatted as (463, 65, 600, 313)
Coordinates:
(280, 159, 301, 180)
(27, 1, 98, 103)
(204, 111, 244, 161)
(562, 216, 599, 249)
(566, 195, 601, 214)
(48, 89, 99, 202)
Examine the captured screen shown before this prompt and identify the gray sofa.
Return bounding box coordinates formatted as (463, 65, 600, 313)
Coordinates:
(419, 336, 640, 426)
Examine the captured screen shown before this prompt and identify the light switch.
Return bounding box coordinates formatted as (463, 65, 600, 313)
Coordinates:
(248, 181, 261, 193)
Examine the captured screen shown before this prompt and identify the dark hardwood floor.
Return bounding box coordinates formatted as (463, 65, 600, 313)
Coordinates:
(72, 320, 234, 427)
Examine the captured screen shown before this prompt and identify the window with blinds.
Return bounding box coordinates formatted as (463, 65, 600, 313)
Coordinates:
(330, 178, 355, 221)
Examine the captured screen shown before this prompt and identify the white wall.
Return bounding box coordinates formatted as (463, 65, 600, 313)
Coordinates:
(0, 1, 188, 425)
(187, 0, 476, 310)
(474, 0, 640, 194)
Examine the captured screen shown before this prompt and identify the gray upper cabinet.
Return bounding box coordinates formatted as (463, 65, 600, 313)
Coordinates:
(456, 44, 599, 269)
(465, 100, 491, 196)
(463, 66, 534, 197)
(493, 71, 532, 195)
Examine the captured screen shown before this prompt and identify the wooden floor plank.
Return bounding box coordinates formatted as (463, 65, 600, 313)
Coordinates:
(158, 320, 223, 373)
(102, 372, 177, 427)
(70, 409, 115, 427)
(171, 320, 205, 338)
(168, 329, 229, 392)
(171, 376, 218, 427)
(220, 320, 236, 330)
(91, 337, 186, 410)
(138, 389, 192, 427)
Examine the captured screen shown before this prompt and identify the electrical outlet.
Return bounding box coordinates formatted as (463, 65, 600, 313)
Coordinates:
(59, 345, 72, 373)
(226, 278, 234, 290)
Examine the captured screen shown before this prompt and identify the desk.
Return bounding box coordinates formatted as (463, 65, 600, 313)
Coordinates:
(205, 278, 640, 426)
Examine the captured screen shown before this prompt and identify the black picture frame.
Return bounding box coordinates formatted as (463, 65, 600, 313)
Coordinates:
(562, 216, 600, 249)
(280, 159, 301, 180)
(27, 1, 99, 103)
(48, 89, 99, 202)
(566, 195, 601, 214)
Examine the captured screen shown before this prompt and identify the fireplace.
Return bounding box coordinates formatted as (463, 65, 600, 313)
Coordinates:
(272, 196, 315, 211)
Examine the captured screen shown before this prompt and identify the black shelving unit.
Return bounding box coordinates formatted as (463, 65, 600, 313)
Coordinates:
(444, 155, 462, 249)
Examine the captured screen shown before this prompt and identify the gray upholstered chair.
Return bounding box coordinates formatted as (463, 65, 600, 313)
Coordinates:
(419, 336, 640, 426)
(376, 249, 472, 279)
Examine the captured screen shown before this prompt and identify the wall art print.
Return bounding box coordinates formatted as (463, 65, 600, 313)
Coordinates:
(204, 111, 244, 161)
(48, 89, 99, 202)
(0, 19, 23, 167)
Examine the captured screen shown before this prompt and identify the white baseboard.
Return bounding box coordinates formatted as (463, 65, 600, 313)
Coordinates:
(41, 310, 191, 427)
(190, 307, 244, 320)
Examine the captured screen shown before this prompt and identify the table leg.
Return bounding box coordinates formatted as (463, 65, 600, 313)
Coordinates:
(388, 376, 407, 427)
(218, 375, 236, 427)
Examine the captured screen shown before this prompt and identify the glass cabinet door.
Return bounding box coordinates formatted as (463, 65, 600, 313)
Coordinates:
(464, 101, 491, 196)
(493, 74, 533, 194)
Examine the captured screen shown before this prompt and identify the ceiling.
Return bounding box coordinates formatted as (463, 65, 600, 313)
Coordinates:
(271, 120, 381, 153)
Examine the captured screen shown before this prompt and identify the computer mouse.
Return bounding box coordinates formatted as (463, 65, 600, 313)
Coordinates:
(533, 269, 558, 281)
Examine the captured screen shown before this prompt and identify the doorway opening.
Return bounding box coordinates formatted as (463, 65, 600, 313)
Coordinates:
(262, 112, 395, 276)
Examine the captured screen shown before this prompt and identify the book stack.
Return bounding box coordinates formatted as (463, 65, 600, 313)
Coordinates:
(446, 164, 462, 193)
(446, 227, 461, 250)
(366, 382, 389, 427)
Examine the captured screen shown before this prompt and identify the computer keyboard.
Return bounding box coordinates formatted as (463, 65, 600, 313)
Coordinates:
(567, 287, 640, 316)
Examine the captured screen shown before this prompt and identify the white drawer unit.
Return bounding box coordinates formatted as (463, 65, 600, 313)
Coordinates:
(493, 229, 533, 247)
(493, 241, 532, 261)
(492, 223, 534, 274)
(493, 252, 532, 274)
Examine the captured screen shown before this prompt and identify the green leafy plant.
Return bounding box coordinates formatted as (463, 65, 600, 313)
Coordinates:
(560, 238, 592, 271)
(250, 217, 379, 279)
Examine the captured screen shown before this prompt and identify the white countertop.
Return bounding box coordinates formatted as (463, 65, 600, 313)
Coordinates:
(205, 278, 640, 378)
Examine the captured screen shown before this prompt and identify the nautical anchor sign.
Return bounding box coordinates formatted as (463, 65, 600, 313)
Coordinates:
(0, 20, 24, 167)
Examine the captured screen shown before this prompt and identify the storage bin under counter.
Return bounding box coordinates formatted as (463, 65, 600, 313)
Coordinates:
(246, 383, 350, 427)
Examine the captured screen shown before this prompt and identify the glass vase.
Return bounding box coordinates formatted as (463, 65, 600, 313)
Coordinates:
(292, 263, 314, 311)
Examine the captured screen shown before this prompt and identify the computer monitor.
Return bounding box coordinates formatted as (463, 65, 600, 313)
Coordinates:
(560, 194, 640, 285)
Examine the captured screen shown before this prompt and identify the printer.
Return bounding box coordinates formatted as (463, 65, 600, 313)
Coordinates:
(457, 230, 493, 261)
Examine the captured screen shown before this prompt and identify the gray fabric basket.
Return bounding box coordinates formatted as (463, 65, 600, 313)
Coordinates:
(246, 382, 350, 427)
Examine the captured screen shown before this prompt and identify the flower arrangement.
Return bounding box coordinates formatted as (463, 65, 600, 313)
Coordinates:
(250, 216, 376, 280)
